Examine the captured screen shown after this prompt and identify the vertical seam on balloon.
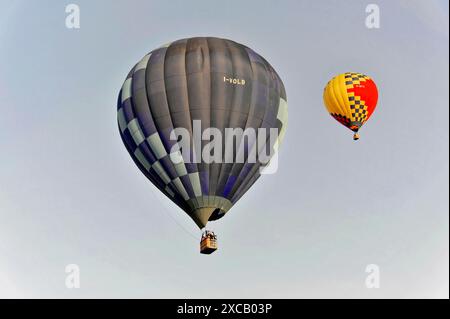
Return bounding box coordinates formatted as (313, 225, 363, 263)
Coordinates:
(343, 74, 356, 123)
(339, 74, 353, 122)
(146, 46, 186, 205)
(335, 74, 348, 123)
(205, 38, 213, 201)
(207, 40, 224, 199)
(226, 46, 256, 201)
(329, 77, 346, 124)
(195, 38, 211, 199)
(227, 47, 255, 199)
(229, 49, 271, 203)
(229, 51, 272, 202)
(221, 43, 254, 201)
(233, 76, 286, 203)
(162, 42, 191, 203)
(328, 77, 341, 117)
(169, 39, 192, 198)
(140, 50, 179, 200)
(123, 65, 168, 194)
(325, 80, 336, 116)
(334, 75, 348, 121)
(182, 38, 199, 200)
(215, 39, 235, 199)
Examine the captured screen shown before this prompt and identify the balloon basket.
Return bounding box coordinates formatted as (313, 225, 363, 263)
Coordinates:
(200, 231, 218, 254)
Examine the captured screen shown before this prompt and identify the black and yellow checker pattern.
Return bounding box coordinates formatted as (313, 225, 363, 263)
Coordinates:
(344, 72, 370, 85)
(345, 73, 370, 124)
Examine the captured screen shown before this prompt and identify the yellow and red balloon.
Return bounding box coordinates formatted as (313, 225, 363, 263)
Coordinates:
(323, 72, 378, 140)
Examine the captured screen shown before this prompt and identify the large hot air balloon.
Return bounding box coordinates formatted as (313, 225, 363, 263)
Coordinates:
(323, 72, 378, 140)
(117, 37, 287, 253)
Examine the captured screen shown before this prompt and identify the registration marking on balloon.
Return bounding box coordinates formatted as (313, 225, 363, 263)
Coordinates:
(223, 76, 246, 85)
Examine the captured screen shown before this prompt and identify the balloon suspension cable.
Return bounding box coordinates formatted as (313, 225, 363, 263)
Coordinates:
(165, 211, 199, 241)
(163, 208, 199, 241)
(148, 188, 199, 242)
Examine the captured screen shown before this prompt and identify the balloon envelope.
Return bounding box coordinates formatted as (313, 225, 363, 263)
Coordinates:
(117, 37, 287, 229)
(323, 72, 378, 135)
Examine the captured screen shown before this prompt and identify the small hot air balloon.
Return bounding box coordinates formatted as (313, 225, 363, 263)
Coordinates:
(323, 72, 378, 140)
(117, 37, 287, 253)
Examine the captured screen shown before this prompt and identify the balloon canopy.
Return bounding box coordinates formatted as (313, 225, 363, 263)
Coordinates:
(323, 72, 378, 140)
(117, 37, 287, 229)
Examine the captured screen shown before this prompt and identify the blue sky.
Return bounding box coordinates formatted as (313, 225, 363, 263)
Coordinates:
(0, 0, 448, 298)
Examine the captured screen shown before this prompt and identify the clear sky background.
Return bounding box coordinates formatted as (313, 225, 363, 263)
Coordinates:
(0, 0, 448, 298)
